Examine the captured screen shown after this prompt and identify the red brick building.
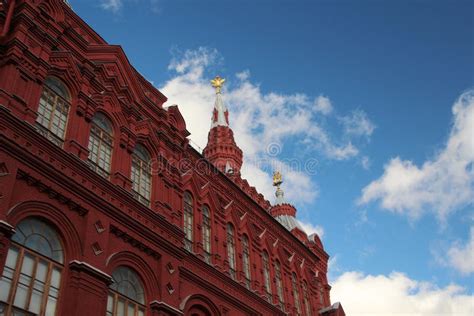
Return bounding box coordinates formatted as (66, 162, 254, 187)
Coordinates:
(0, 1, 345, 315)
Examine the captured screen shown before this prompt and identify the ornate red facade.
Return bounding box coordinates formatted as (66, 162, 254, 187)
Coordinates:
(0, 1, 345, 315)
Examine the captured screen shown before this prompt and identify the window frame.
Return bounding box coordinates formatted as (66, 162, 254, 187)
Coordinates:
(35, 77, 71, 147)
(226, 223, 236, 279)
(183, 192, 194, 252)
(275, 261, 285, 310)
(107, 267, 146, 316)
(303, 281, 311, 316)
(131, 144, 152, 206)
(87, 113, 114, 179)
(242, 235, 251, 289)
(106, 291, 146, 316)
(292, 272, 301, 314)
(201, 205, 212, 263)
(262, 251, 272, 301)
(0, 218, 64, 316)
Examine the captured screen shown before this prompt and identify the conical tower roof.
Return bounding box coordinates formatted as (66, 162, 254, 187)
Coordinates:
(203, 76, 243, 175)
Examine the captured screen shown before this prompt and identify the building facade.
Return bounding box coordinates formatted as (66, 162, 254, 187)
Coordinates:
(0, 1, 345, 315)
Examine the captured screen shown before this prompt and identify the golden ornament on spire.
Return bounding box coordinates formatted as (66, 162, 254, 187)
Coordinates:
(211, 75, 225, 94)
(273, 170, 283, 187)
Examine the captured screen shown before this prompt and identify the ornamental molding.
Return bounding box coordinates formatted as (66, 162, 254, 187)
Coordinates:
(16, 169, 88, 216)
(68, 260, 113, 284)
(110, 224, 161, 259)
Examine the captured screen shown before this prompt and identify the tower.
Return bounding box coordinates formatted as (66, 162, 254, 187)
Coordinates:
(270, 171, 305, 235)
(203, 76, 243, 175)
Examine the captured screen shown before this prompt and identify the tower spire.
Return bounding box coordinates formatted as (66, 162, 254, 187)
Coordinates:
(210, 76, 229, 127)
(203, 76, 243, 175)
(273, 171, 285, 205)
(270, 170, 304, 234)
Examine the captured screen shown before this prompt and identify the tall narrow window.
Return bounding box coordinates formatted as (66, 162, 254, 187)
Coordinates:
(262, 251, 272, 301)
(292, 272, 301, 315)
(131, 144, 152, 206)
(226, 223, 236, 279)
(242, 235, 251, 289)
(275, 261, 285, 310)
(0, 217, 63, 316)
(202, 206, 211, 263)
(303, 281, 311, 316)
(35, 77, 70, 146)
(107, 267, 146, 316)
(88, 113, 114, 178)
(319, 282, 324, 306)
(183, 192, 193, 251)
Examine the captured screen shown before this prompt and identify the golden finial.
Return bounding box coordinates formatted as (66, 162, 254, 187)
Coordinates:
(211, 75, 226, 94)
(273, 171, 283, 187)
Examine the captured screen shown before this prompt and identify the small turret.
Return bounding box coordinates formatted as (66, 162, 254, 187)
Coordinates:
(203, 76, 243, 175)
(270, 171, 303, 233)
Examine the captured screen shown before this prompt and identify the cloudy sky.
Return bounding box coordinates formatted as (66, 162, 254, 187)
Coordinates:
(71, 0, 473, 314)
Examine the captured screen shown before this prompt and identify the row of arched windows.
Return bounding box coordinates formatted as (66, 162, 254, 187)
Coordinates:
(182, 191, 314, 315)
(0, 217, 146, 316)
(14, 75, 321, 314)
(35, 77, 152, 206)
(227, 224, 313, 314)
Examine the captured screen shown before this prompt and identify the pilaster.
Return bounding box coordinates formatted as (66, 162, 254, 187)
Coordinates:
(61, 260, 112, 316)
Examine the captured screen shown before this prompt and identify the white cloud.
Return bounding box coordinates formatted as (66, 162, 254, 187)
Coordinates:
(446, 226, 474, 275)
(328, 254, 342, 279)
(297, 220, 324, 238)
(361, 155, 371, 170)
(236, 70, 250, 81)
(354, 209, 374, 228)
(246, 157, 319, 204)
(331, 271, 474, 316)
(340, 109, 376, 137)
(100, 0, 122, 12)
(357, 245, 376, 261)
(160, 47, 370, 204)
(314, 95, 333, 115)
(99, 0, 161, 14)
(359, 90, 474, 221)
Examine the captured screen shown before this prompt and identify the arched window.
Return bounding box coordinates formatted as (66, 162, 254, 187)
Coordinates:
(226, 223, 236, 279)
(131, 144, 152, 206)
(319, 281, 325, 306)
(202, 206, 211, 263)
(262, 251, 272, 301)
(292, 272, 301, 315)
(88, 113, 114, 178)
(303, 281, 311, 316)
(183, 192, 193, 251)
(35, 77, 71, 146)
(0, 218, 63, 316)
(107, 266, 145, 316)
(242, 235, 251, 289)
(275, 261, 285, 310)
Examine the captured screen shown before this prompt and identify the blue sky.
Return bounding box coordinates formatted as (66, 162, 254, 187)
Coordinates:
(70, 0, 473, 314)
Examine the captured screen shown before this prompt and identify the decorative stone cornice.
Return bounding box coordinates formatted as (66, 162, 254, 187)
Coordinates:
(269, 203, 297, 218)
(110, 224, 161, 259)
(16, 169, 88, 216)
(68, 260, 113, 284)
